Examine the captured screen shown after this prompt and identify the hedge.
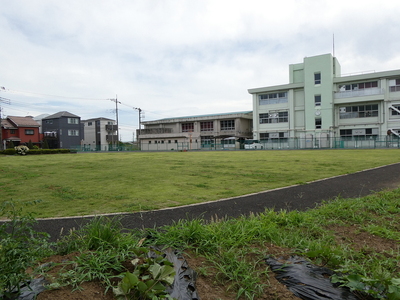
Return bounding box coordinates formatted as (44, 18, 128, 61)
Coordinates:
(1, 149, 74, 155)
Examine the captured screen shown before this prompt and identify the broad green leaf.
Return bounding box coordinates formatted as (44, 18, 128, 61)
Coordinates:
(150, 263, 162, 279)
(153, 281, 166, 291)
(137, 281, 148, 292)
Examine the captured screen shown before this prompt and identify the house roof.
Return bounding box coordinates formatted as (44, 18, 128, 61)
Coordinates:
(4, 116, 40, 127)
(43, 111, 80, 119)
(1, 119, 16, 129)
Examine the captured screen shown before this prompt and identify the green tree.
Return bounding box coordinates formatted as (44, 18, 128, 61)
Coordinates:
(42, 139, 49, 149)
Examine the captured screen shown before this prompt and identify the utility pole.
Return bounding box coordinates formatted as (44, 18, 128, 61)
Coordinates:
(0, 96, 11, 151)
(133, 107, 142, 150)
(110, 96, 121, 149)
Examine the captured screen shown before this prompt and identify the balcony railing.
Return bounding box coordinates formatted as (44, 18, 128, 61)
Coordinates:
(334, 87, 383, 99)
(105, 124, 118, 132)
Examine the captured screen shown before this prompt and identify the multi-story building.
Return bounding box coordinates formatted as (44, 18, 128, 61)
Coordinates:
(138, 111, 253, 150)
(248, 53, 400, 149)
(42, 111, 83, 149)
(81, 117, 118, 151)
(1, 116, 41, 149)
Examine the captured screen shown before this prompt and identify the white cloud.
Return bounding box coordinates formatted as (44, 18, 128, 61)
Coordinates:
(2, 0, 400, 140)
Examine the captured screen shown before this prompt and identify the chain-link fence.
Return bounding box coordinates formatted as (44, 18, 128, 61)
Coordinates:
(72, 135, 400, 152)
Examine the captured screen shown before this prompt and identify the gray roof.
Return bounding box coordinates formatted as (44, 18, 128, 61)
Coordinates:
(43, 111, 80, 119)
(156, 111, 253, 121)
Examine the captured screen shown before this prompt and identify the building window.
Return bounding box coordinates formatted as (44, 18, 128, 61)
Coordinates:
(259, 111, 288, 124)
(10, 129, 16, 134)
(68, 130, 79, 136)
(201, 136, 213, 145)
(339, 104, 379, 119)
(181, 122, 194, 132)
(200, 121, 214, 131)
(45, 120, 53, 124)
(220, 120, 235, 130)
(168, 140, 171, 143)
(87, 122, 92, 126)
(175, 140, 178, 143)
(259, 92, 288, 105)
(391, 105, 400, 116)
(340, 128, 378, 139)
(314, 73, 321, 85)
(25, 129, 34, 135)
(68, 118, 79, 124)
(315, 118, 322, 129)
(314, 95, 321, 106)
(339, 81, 378, 91)
(260, 132, 288, 140)
(148, 141, 151, 144)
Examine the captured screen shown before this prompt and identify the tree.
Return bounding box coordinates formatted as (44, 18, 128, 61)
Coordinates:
(42, 139, 49, 149)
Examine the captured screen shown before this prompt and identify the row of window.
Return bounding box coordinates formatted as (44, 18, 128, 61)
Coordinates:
(181, 120, 236, 132)
(339, 104, 379, 119)
(149, 140, 179, 144)
(339, 81, 378, 91)
(259, 112, 288, 124)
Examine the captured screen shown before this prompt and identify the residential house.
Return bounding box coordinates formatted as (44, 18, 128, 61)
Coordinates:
(82, 117, 118, 151)
(42, 111, 83, 149)
(248, 53, 400, 149)
(138, 111, 253, 150)
(1, 116, 41, 149)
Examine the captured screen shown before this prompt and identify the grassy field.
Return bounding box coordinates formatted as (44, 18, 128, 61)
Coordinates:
(1, 149, 400, 218)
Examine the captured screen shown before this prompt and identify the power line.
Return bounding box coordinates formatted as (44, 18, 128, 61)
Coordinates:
(1, 86, 109, 101)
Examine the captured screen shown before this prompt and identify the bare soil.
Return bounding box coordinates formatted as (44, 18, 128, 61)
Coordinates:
(32, 224, 399, 300)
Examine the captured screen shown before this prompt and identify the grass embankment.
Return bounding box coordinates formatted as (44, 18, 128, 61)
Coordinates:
(1, 149, 400, 218)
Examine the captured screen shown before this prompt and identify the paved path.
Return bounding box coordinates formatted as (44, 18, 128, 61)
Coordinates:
(32, 163, 400, 242)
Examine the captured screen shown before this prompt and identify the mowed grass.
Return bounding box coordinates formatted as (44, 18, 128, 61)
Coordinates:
(1, 149, 400, 218)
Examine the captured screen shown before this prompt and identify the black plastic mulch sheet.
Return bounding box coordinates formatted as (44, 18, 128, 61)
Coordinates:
(149, 248, 200, 300)
(266, 256, 359, 300)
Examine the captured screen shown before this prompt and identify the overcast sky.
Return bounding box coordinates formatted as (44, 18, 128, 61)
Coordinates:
(2, 0, 400, 141)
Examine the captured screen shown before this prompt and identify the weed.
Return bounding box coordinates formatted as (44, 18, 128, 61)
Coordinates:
(0, 200, 53, 299)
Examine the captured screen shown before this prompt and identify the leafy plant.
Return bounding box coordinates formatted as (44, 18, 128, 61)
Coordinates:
(113, 247, 176, 300)
(331, 274, 400, 300)
(0, 200, 52, 299)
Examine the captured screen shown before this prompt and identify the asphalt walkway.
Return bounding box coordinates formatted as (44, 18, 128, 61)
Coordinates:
(32, 163, 400, 242)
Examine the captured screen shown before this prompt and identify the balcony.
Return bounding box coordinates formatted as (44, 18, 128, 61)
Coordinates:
(105, 124, 118, 132)
(334, 87, 383, 99)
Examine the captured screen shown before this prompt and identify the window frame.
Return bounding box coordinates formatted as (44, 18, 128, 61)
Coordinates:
(220, 120, 235, 131)
(68, 129, 79, 136)
(314, 73, 321, 85)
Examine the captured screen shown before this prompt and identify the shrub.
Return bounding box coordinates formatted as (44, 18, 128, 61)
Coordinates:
(2, 148, 16, 155)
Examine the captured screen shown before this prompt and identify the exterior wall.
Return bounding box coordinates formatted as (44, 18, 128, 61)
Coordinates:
(43, 114, 83, 149)
(82, 118, 117, 151)
(139, 112, 253, 151)
(1, 117, 41, 148)
(249, 53, 400, 146)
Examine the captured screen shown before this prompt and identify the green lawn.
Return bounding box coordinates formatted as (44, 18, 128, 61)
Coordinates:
(1, 149, 400, 218)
